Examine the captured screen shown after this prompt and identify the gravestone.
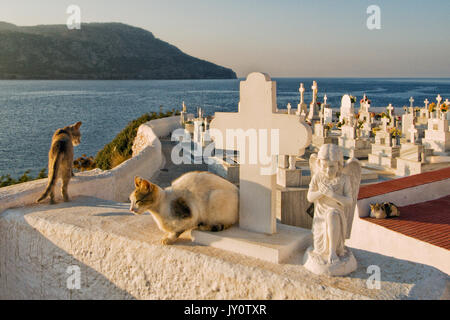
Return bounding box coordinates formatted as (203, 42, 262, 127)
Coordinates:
(368, 121, 400, 169)
(180, 101, 188, 124)
(396, 124, 432, 176)
(402, 112, 415, 142)
(297, 83, 308, 116)
(422, 116, 450, 155)
(339, 94, 354, 122)
(324, 107, 333, 124)
(193, 73, 313, 263)
(208, 72, 312, 234)
(338, 114, 371, 158)
(308, 81, 320, 121)
(386, 104, 394, 118)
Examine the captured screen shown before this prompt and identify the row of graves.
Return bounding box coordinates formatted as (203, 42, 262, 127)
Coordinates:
(174, 72, 449, 282)
(179, 76, 450, 233)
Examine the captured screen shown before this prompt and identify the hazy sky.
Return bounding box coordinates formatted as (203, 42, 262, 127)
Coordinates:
(1, 0, 449, 77)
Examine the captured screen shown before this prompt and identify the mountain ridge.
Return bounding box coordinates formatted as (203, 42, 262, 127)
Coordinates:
(0, 22, 237, 80)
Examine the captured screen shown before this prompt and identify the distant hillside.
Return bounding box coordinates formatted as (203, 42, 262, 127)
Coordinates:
(0, 22, 237, 80)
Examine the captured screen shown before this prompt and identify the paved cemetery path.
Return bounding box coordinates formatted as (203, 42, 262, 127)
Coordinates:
(151, 137, 208, 188)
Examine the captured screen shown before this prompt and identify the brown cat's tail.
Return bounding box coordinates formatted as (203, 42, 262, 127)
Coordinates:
(37, 142, 63, 203)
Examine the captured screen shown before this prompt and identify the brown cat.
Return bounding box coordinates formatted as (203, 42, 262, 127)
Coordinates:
(370, 202, 400, 219)
(37, 122, 82, 204)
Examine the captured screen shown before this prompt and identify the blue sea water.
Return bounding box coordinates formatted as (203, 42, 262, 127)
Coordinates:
(1, 78, 450, 177)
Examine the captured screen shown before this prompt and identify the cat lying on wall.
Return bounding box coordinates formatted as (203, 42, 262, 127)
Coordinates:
(370, 202, 400, 219)
(129, 171, 239, 245)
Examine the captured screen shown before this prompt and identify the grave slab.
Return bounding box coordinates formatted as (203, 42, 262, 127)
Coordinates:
(192, 223, 312, 263)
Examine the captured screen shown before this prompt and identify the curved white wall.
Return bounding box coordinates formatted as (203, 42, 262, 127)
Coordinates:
(0, 116, 181, 211)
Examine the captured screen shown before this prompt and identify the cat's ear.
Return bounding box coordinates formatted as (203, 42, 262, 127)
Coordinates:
(134, 176, 142, 188)
(73, 121, 82, 130)
(140, 179, 154, 192)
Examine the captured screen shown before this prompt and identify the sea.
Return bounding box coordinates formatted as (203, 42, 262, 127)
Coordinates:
(1, 78, 450, 177)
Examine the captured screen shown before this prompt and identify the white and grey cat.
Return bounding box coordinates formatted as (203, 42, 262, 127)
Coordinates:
(130, 171, 239, 245)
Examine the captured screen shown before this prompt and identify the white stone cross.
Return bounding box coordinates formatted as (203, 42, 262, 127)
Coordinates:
(210, 72, 312, 234)
(319, 106, 324, 125)
(381, 117, 390, 131)
(424, 99, 429, 109)
(300, 110, 306, 122)
(437, 94, 442, 106)
(409, 97, 414, 109)
(311, 81, 318, 103)
(287, 103, 292, 114)
(387, 104, 394, 117)
(299, 83, 305, 103)
(323, 94, 328, 105)
(408, 124, 418, 144)
(445, 98, 449, 105)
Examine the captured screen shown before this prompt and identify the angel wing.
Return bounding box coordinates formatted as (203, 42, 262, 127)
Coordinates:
(342, 157, 362, 239)
(309, 153, 319, 180)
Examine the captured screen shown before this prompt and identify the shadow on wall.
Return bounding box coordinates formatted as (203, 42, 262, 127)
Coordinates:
(0, 206, 135, 299)
(347, 248, 449, 300)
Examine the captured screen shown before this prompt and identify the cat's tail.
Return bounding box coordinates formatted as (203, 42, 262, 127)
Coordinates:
(37, 142, 64, 203)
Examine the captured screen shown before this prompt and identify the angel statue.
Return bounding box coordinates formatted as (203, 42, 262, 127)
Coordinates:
(303, 144, 361, 276)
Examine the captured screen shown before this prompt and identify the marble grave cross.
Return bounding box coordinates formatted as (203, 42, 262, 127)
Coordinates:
(409, 97, 414, 109)
(387, 104, 394, 117)
(409, 124, 418, 144)
(381, 117, 390, 131)
(210, 72, 312, 234)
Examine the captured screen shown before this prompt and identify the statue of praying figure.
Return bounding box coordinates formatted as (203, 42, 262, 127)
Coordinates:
(303, 144, 361, 276)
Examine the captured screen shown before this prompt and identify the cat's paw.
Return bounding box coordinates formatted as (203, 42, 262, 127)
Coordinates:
(160, 237, 175, 245)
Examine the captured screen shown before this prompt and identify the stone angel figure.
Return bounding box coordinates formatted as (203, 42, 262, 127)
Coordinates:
(303, 144, 361, 276)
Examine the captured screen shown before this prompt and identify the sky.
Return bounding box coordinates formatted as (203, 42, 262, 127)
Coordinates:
(1, 0, 450, 78)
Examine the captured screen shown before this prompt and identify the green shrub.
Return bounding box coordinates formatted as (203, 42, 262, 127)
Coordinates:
(95, 110, 179, 170)
(0, 168, 47, 188)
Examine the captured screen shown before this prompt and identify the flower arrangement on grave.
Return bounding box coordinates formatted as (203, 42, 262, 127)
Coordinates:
(429, 102, 436, 113)
(325, 123, 333, 131)
(357, 120, 364, 129)
(440, 103, 448, 113)
(336, 121, 343, 128)
(370, 112, 375, 118)
(414, 107, 420, 112)
(389, 127, 401, 138)
(360, 97, 371, 104)
(350, 96, 356, 104)
(317, 102, 321, 106)
(372, 127, 381, 135)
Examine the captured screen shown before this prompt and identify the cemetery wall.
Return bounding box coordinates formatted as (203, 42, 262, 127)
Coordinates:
(347, 169, 450, 274)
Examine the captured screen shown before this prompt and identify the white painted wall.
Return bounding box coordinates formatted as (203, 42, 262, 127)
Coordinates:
(347, 178, 450, 275)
